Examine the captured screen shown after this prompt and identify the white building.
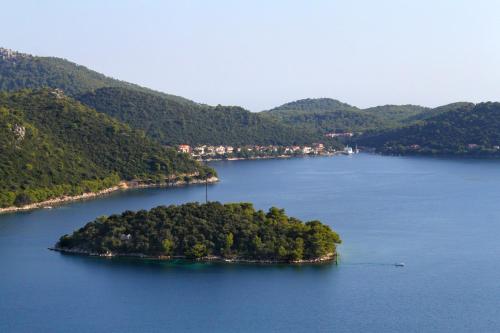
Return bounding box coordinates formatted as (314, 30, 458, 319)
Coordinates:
(215, 146, 226, 155)
(302, 146, 313, 154)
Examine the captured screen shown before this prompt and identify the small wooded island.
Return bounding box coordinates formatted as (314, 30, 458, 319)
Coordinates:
(54, 202, 341, 263)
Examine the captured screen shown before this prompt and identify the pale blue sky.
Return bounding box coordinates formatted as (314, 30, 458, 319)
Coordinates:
(2, 0, 499, 110)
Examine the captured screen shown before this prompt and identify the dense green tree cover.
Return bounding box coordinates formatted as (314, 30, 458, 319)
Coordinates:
(5, 47, 492, 153)
(262, 98, 430, 133)
(57, 202, 341, 262)
(267, 98, 357, 113)
(403, 102, 474, 123)
(77, 87, 326, 145)
(0, 47, 435, 147)
(0, 48, 194, 104)
(357, 102, 500, 155)
(0, 48, 332, 146)
(363, 104, 430, 124)
(0, 89, 214, 208)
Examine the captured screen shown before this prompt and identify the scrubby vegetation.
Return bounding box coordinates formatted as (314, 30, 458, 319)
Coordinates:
(56, 202, 341, 262)
(0, 89, 214, 208)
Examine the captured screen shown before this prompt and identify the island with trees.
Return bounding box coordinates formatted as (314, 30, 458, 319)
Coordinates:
(54, 202, 341, 264)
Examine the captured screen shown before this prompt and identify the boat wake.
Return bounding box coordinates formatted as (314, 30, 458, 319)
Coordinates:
(342, 262, 405, 268)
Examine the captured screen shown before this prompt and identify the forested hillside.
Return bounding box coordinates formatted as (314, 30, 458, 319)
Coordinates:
(262, 98, 429, 133)
(0, 47, 193, 104)
(5, 47, 497, 156)
(403, 102, 474, 122)
(78, 87, 324, 145)
(363, 104, 429, 124)
(0, 89, 213, 208)
(357, 102, 500, 155)
(1, 48, 328, 146)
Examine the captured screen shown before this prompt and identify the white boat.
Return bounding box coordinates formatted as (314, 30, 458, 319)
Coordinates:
(343, 146, 354, 155)
(394, 262, 405, 267)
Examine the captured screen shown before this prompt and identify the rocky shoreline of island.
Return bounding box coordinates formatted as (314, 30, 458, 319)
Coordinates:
(0, 176, 219, 214)
(49, 246, 337, 265)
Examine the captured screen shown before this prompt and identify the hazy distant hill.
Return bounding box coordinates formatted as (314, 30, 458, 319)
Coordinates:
(77, 87, 324, 146)
(0, 89, 212, 208)
(356, 102, 500, 155)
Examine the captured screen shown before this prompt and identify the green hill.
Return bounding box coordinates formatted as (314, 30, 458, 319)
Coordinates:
(1, 48, 326, 146)
(363, 104, 429, 124)
(404, 102, 474, 122)
(0, 47, 194, 105)
(77, 87, 324, 146)
(0, 89, 213, 208)
(266, 98, 357, 114)
(262, 98, 429, 133)
(357, 102, 500, 155)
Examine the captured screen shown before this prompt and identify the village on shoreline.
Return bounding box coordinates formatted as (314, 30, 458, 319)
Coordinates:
(177, 143, 359, 160)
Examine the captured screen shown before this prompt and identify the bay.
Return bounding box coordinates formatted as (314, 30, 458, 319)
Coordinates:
(1, 154, 499, 332)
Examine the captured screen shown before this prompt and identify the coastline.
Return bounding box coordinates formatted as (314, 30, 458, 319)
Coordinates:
(0, 176, 219, 215)
(362, 146, 500, 158)
(198, 151, 343, 162)
(49, 247, 337, 265)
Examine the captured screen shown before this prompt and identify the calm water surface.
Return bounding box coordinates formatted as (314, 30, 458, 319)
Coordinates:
(1, 154, 500, 332)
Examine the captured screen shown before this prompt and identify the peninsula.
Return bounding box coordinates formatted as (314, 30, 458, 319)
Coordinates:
(0, 89, 216, 211)
(53, 202, 341, 264)
(0, 176, 218, 214)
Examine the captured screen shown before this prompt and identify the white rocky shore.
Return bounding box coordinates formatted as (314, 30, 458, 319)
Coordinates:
(0, 176, 218, 214)
(49, 247, 337, 265)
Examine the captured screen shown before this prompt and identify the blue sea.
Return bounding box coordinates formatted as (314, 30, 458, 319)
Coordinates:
(1, 154, 499, 332)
